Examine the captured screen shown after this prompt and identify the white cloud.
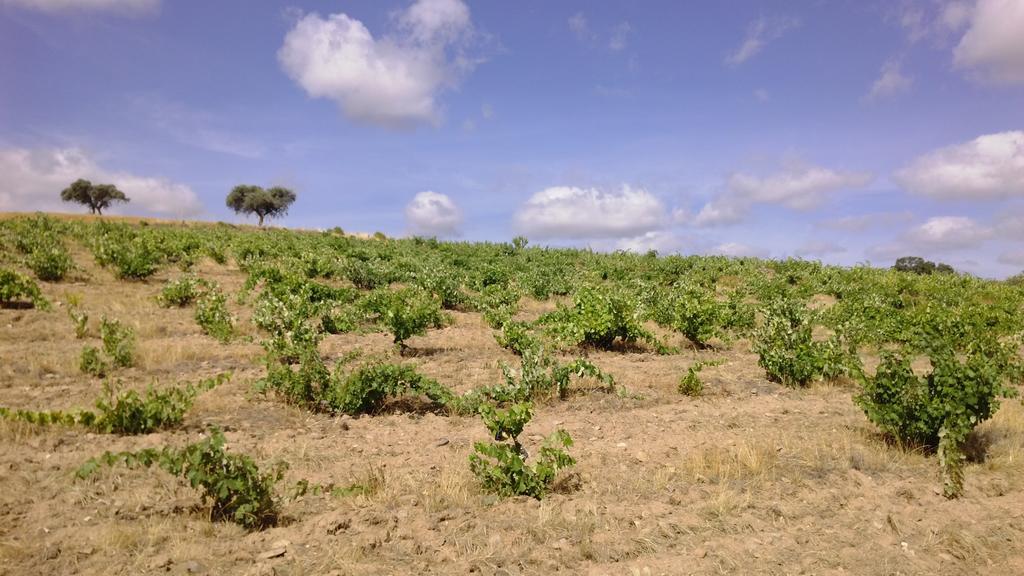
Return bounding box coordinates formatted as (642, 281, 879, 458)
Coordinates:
(693, 199, 746, 227)
(278, 0, 476, 128)
(609, 21, 632, 52)
(953, 0, 1024, 83)
(514, 185, 666, 239)
(708, 242, 768, 258)
(568, 11, 593, 41)
(725, 16, 800, 66)
(0, 147, 202, 218)
(894, 131, 1024, 200)
(794, 240, 848, 258)
(905, 216, 992, 249)
(867, 59, 912, 100)
(615, 230, 684, 254)
(405, 191, 462, 236)
(893, 1, 971, 42)
(1, 0, 158, 13)
(695, 163, 873, 226)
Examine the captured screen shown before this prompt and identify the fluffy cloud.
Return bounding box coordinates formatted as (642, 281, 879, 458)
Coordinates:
(278, 0, 476, 128)
(893, 131, 1024, 200)
(615, 230, 685, 254)
(695, 163, 873, 226)
(725, 16, 800, 66)
(514, 185, 666, 239)
(905, 216, 992, 249)
(953, 0, 1024, 83)
(866, 59, 912, 100)
(0, 147, 202, 217)
(1, 0, 158, 13)
(405, 191, 462, 236)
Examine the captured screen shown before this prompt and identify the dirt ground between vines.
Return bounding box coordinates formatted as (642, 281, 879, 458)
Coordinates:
(2, 244, 1024, 576)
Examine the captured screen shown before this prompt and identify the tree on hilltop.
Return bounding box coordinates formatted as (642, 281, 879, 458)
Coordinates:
(226, 185, 296, 226)
(60, 179, 129, 215)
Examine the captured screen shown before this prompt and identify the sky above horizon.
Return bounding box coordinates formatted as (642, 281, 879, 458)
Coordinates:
(2, 0, 1024, 277)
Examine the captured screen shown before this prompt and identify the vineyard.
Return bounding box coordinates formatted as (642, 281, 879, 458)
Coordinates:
(1, 212, 1023, 575)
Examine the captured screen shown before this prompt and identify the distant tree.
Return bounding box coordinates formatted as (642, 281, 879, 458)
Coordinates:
(893, 256, 955, 275)
(225, 185, 296, 226)
(60, 179, 129, 215)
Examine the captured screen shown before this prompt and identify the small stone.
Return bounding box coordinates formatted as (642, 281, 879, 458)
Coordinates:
(435, 438, 450, 447)
(258, 547, 287, 560)
(693, 547, 708, 558)
(270, 539, 290, 549)
(185, 560, 206, 574)
(616, 442, 627, 448)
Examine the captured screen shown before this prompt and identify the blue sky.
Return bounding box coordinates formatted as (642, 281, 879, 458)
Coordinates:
(2, 0, 1024, 277)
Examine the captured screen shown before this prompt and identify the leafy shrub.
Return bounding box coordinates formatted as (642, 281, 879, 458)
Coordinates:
(91, 227, 162, 280)
(111, 242, 161, 280)
(343, 258, 395, 290)
(469, 402, 575, 499)
(412, 264, 466, 309)
(195, 286, 235, 342)
(364, 286, 448, 350)
(0, 268, 49, 309)
(494, 320, 541, 356)
(27, 240, 73, 282)
(540, 286, 669, 353)
(752, 299, 858, 387)
(855, 343, 1019, 498)
(80, 346, 108, 378)
(100, 317, 136, 368)
(76, 428, 283, 529)
(330, 361, 455, 415)
(158, 276, 209, 307)
(455, 348, 616, 413)
(259, 348, 455, 416)
(650, 283, 728, 348)
(67, 298, 90, 339)
(475, 283, 521, 329)
(0, 374, 229, 434)
(678, 360, 722, 397)
(93, 376, 227, 434)
(252, 292, 327, 363)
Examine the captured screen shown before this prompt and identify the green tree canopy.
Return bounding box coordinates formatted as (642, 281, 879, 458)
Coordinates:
(226, 185, 296, 226)
(60, 179, 129, 215)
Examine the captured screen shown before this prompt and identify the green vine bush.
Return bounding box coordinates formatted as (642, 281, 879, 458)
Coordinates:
(752, 299, 859, 387)
(0, 374, 229, 434)
(100, 316, 136, 368)
(854, 342, 1020, 498)
(469, 402, 575, 499)
(195, 285, 235, 342)
(0, 268, 49, 309)
(540, 285, 670, 353)
(76, 428, 282, 530)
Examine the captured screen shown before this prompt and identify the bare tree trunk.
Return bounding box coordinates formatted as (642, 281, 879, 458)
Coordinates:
(258, 213, 265, 226)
